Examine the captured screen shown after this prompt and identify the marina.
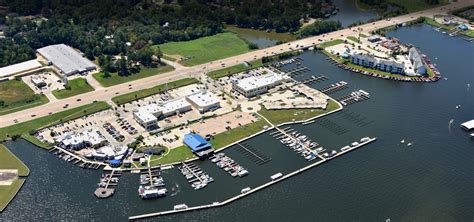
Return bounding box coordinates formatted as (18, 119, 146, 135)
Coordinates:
(49, 146, 104, 170)
(273, 129, 323, 161)
(209, 153, 249, 177)
(138, 167, 167, 199)
(298, 75, 329, 85)
(128, 137, 377, 220)
(178, 162, 214, 190)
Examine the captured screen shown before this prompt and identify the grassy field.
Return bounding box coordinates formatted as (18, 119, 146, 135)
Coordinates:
(52, 78, 94, 99)
(423, 17, 474, 38)
(0, 179, 25, 212)
(157, 32, 251, 66)
(0, 79, 49, 115)
(462, 29, 474, 38)
(93, 65, 175, 87)
(0, 101, 110, 141)
(0, 144, 30, 176)
(210, 119, 269, 150)
(150, 145, 196, 166)
(258, 99, 341, 125)
(318, 39, 345, 48)
(225, 25, 296, 42)
(0, 144, 29, 212)
(347, 36, 361, 43)
(207, 59, 263, 79)
(112, 78, 199, 105)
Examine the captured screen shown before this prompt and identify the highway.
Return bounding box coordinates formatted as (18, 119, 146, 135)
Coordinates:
(0, 0, 471, 128)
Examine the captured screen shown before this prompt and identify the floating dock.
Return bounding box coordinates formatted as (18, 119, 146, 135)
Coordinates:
(319, 81, 348, 94)
(338, 90, 370, 106)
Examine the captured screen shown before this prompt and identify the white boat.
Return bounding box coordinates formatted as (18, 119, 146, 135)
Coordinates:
(470, 133, 474, 138)
(174, 204, 188, 210)
(407, 143, 412, 147)
(271, 173, 283, 181)
(241, 187, 251, 194)
(238, 169, 249, 177)
(401, 139, 405, 144)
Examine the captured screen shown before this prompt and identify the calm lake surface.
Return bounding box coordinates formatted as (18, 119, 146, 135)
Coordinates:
(1, 24, 473, 221)
(329, 0, 379, 27)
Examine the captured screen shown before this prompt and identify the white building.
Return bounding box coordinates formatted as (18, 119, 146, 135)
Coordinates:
(37, 44, 97, 76)
(233, 73, 287, 98)
(31, 76, 47, 88)
(351, 53, 405, 74)
(186, 90, 220, 113)
(408, 47, 426, 75)
(59, 130, 106, 150)
(133, 98, 192, 129)
(0, 59, 43, 79)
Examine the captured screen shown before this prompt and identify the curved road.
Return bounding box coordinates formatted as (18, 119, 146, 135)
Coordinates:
(1, 0, 471, 127)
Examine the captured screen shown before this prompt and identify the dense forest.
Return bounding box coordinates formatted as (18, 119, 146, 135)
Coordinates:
(0, 0, 336, 68)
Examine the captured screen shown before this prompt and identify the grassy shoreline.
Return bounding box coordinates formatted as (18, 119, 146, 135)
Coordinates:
(0, 144, 30, 212)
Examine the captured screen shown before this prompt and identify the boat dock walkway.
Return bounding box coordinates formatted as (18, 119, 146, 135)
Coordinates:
(319, 81, 348, 94)
(129, 137, 376, 220)
(94, 169, 122, 199)
(235, 143, 271, 166)
(338, 90, 370, 106)
(50, 146, 105, 170)
(298, 75, 329, 85)
(284, 66, 311, 76)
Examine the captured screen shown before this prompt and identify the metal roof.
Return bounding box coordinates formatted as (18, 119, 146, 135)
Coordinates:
(37, 44, 96, 75)
(183, 133, 211, 152)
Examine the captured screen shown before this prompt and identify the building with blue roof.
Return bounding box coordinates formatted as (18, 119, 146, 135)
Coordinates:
(183, 133, 214, 158)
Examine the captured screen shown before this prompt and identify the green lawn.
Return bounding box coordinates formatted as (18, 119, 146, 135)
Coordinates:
(0, 101, 110, 141)
(52, 78, 94, 99)
(150, 145, 196, 166)
(210, 119, 269, 150)
(318, 39, 345, 48)
(93, 65, 175, 87)
(161, 54, 177, 62)
(0, 179, 25, 212)
(225, 25, 296, 43)
(207, 59, 263, 80)
(258, 99, 341, 125)
(347, 36, 361, 43)
(112, 78, 199, 105)
(0, 79, 49, 115)
(423, 17, 456, 31)
(0, 144, 30, 176)
(461, 29, 474, 38)
(157, 32, 251, 66)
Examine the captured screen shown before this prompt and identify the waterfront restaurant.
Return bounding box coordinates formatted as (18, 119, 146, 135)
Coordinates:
(183, 133, 214, 159)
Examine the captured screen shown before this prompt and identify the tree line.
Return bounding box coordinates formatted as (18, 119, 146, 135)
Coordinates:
(0, 0, 336, 68)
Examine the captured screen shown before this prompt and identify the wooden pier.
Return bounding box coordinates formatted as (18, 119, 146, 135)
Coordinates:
(299, 75, 328, 85)
(319, 81, 348, 94)
(338, 90, 370, 106)
(94, 169, 122, 199)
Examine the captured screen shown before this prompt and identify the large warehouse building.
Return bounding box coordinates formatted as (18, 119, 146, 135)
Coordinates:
(37, 44, 97, 76)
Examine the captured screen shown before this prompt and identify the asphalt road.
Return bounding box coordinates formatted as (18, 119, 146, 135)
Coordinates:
(0, 0, 471, 128)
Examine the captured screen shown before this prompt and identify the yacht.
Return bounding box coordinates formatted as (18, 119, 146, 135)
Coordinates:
(174, 204, 188, 210)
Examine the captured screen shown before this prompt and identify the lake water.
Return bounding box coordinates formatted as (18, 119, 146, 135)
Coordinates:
(329, 0, 379, 27)
(1, 24, 473, 221)
(231, 0, 379, 49)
